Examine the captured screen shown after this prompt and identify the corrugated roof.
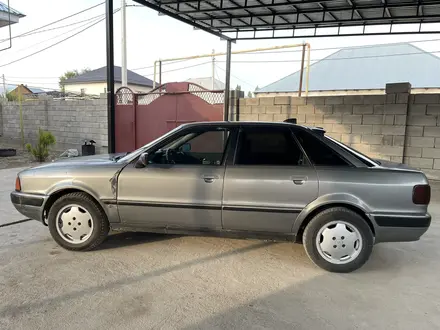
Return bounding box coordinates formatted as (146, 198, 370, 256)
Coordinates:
(186, 77, 225, 90)
(257, 43, 440, 93)
(62, 66, 155, 87)
(0, 2, 25, 17)
(0, 84, 45, 94)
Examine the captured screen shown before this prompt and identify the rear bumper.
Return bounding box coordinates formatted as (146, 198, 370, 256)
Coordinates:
(10, 191, 47, 223)
(370, 213, 431, 243)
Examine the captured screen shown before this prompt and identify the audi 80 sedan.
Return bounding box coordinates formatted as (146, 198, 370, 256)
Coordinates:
(11, 121, 431, 273)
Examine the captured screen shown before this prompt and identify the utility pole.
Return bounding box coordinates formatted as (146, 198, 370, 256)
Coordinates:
(121, 0, 128, 87)
(211, 49, 215, 90)
(2, 74, 6, 98)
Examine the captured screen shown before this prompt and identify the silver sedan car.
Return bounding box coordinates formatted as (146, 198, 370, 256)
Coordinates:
(11, 121, 431, 273)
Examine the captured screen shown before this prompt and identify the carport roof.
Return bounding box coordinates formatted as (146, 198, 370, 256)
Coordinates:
(133, 0, 440, 40)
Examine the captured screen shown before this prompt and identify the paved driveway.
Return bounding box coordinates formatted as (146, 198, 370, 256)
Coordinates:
(1, 167, 439, 330)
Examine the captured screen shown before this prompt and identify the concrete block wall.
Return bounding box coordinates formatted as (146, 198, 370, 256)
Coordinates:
(0, 97, 108, 154)
(237, 83, 440, 180)
(405, 93, 440, 179)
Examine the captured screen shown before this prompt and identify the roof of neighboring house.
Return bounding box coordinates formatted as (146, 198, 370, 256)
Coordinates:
(62, 66, 155, 87)
(257, 43, 440, 93)
(186, 77, 225, 90)
(0, 84, 45, 95)
(0, 2, 25, 17)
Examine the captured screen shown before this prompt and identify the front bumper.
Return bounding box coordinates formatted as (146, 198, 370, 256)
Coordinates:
(10, 191, 47, 223)
(371, 213, 431, 243)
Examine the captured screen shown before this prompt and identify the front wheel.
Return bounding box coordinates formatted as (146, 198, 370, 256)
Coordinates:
(303, 207, 374, 273)
(48, 192, 109, 251)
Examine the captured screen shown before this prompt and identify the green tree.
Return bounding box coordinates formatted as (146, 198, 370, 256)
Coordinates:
(59, 68, 91, 92)
(247, 91, 253, 98)
(26, 129, 56, 162)
(235, 84, 242, 91)
(6, 91, 18, 101)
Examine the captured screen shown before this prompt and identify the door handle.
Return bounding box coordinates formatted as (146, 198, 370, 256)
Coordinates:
(291, 176, 307, 185)
(202, 175, 219, 183)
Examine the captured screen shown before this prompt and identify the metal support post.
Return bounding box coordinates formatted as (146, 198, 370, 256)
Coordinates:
(106, 0, 116, 153)
(224, 40, 232, 121)
(298, 44, 306, 97)
(159, 60, 162, 86)
(121, 0, 128, 87)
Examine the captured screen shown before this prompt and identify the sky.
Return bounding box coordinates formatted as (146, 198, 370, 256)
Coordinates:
(1, 0, 440, 94)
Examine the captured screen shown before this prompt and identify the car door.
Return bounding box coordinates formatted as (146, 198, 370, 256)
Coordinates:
(117, 125, 233, 230)
(222, 125, 319, 233)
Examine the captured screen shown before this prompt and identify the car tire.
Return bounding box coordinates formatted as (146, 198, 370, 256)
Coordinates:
(48, 192, 109, 251)
(303, 207, 374, 273)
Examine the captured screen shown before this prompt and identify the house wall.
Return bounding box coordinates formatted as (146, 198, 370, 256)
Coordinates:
(63, 82, 152, 95)
(237, 82, 440, 180)
(0, 96, 108, 154)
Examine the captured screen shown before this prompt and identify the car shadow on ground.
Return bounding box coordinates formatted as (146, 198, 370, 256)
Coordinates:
(96, 231, 180, 250)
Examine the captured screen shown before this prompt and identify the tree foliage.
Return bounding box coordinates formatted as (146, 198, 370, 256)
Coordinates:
(25, 129, 56, 162)
(59, 68, 91, 91)
(6, 91, 18, 101)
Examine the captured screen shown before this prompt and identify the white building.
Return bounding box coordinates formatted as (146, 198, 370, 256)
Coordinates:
(0, 2, 24, 28)
(61, 66, 155, 96)
(186, 77, 225, 90)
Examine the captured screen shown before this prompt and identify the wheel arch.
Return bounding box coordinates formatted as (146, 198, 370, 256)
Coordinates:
(42, 187, 108, 226)
(293, 200, 376, 243)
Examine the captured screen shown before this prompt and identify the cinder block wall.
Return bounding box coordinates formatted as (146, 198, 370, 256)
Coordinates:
(236, 83, 440, 180)
(0, 97, 108, 154)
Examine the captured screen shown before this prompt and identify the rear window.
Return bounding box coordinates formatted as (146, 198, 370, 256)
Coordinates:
(294, 129, 349, 167)
(324, 136, 379, 167)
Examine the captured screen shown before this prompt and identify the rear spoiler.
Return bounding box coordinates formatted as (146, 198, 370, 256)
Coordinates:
(283, 118, 326, 136)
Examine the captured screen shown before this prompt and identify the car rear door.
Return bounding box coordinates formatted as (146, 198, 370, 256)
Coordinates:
(222, 125, 319, 233)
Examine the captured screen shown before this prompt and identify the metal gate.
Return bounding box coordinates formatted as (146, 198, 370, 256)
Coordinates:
(115, 82, 224, 153)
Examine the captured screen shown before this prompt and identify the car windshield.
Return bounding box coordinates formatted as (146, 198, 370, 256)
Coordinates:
(116, 125, 184, 163)
(324, 135, 380, 166)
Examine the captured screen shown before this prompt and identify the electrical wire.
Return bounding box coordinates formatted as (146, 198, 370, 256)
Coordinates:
(0, 2, 105, 45)
(215, 64, 254, 89)
(132, 59, 195, 71)
(215, 49, 440, 64)
(141, 61, 212, 77)
(2, 14, 106, 43)
(230, 38, 440, 56)
(13, 14, 107, 54)
(0, 16, 109, 68)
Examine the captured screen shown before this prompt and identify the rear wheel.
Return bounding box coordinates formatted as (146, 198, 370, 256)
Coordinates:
(48, 192, 109, 251)
(303, 207, 374, 273)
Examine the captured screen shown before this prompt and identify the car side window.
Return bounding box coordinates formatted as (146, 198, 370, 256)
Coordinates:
(293, 129, 349, 166)
(150, 129, 230, 165)
(235, 127, 305, 166)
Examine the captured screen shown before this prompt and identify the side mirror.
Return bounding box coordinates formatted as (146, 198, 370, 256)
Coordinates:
(135, 152, 148, 168)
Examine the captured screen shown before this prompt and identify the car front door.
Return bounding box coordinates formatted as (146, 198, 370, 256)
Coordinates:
(117, 126, 233, 230)
(222, 126, 319, 233)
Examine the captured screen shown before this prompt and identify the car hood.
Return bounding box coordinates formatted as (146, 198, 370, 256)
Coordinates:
(29, 153, 128, 169)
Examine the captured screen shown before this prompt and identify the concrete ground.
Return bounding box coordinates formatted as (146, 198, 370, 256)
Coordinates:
(0, 167, 439, 330)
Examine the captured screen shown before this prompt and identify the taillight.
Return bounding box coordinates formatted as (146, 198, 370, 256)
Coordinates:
(15, 177, 21, 191)
(413, 185, 431, 205)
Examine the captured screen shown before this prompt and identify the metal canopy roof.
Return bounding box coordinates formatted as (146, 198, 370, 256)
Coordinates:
(133, 0, 440, 40)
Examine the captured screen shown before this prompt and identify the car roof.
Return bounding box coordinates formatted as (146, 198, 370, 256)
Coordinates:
(180, 121, 324, 133)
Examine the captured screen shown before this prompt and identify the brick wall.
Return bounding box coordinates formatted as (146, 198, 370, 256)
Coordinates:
(236, 83, 440, 180)
(0, 96, 108, 154)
